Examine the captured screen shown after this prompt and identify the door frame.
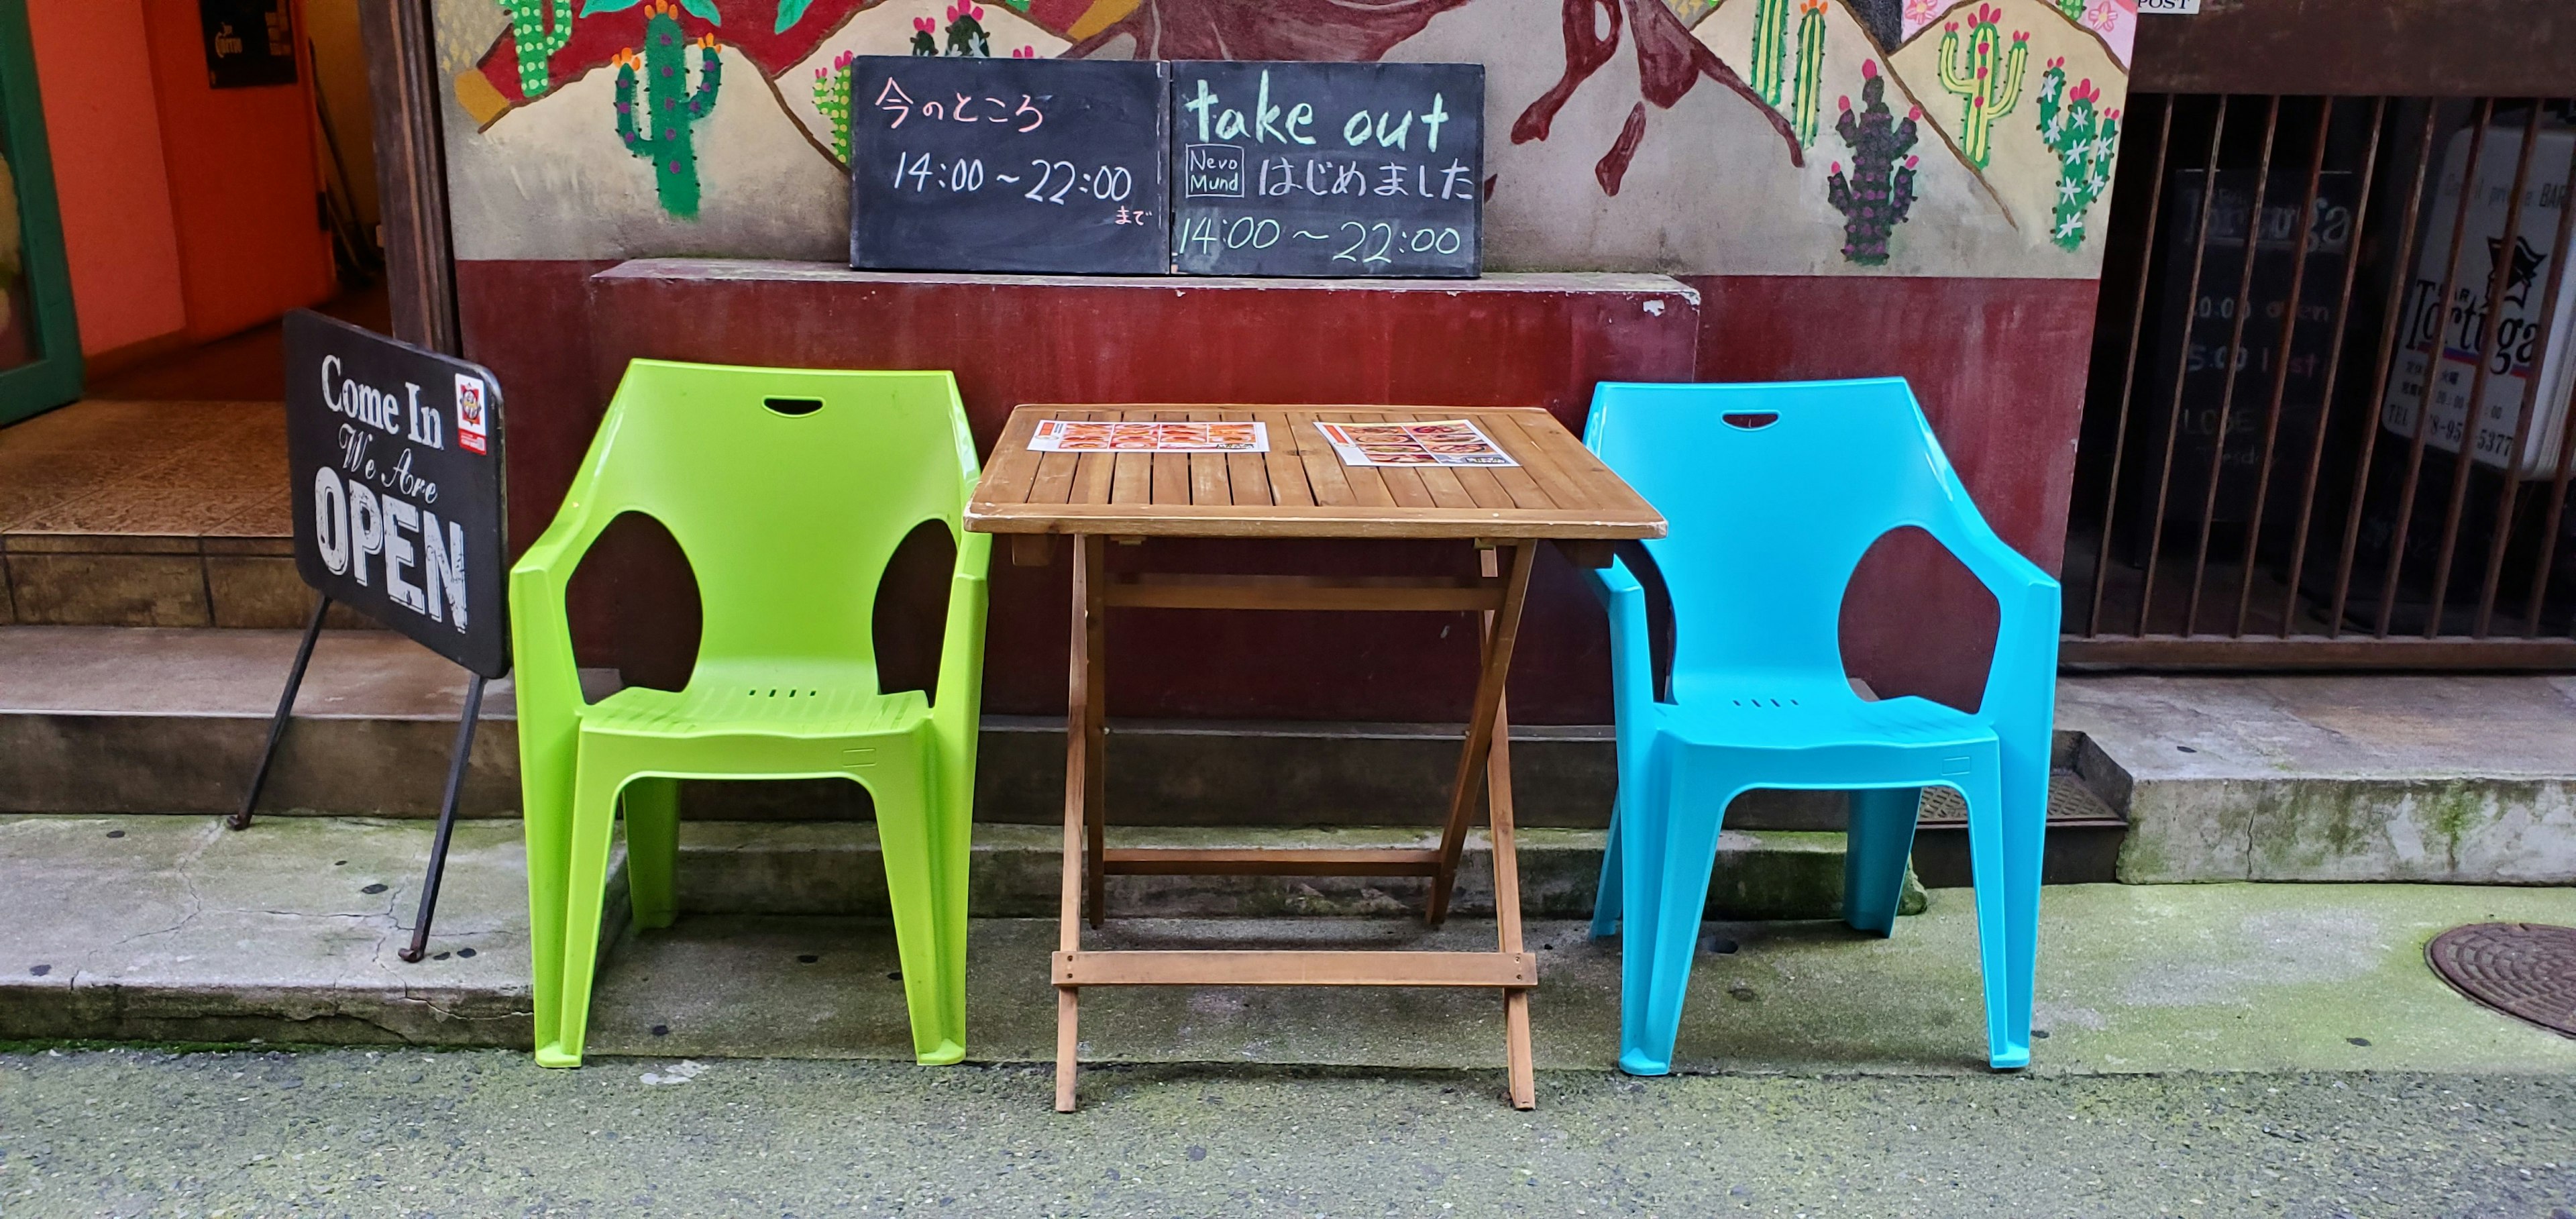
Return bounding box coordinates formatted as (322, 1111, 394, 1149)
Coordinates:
(0, 0, 82, 425)
(358, 0, 457, 354)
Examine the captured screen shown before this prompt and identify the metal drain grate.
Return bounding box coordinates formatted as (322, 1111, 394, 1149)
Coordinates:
(1915, 774, 2120, 825)
(2426, 923, 2576, 1039)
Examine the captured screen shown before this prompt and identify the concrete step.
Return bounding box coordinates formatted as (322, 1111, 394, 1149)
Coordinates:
(0, 625, 2104, 846)
(2059, 674, 2576, 884)
(8, 816, 2575, 1079)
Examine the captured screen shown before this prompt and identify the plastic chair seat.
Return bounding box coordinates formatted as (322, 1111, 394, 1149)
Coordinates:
(1658, 675, 1996, 755)
(580, 674, 931, 743)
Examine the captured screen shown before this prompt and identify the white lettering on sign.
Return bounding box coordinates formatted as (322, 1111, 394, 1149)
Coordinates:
(1183, 74, 1449, 152)
(310, 466, 469, 633)
(319, 354, 428, 440)
(2137, 0, 2200, 12)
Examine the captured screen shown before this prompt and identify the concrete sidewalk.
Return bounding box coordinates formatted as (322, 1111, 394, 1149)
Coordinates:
(5, 1052, 2569, 1218)
(6, 814, 2572, 1082)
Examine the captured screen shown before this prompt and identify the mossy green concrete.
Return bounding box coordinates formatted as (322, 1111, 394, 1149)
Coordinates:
(583, 884, 2576, 1079)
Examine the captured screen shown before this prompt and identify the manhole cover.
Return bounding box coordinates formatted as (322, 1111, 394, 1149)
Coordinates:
(2426, 922, 2576, 1039)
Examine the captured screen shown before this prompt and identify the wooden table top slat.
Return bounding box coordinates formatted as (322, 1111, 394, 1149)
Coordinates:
(1253, 409, 1315, 507)
(971, 405, 1664, 540)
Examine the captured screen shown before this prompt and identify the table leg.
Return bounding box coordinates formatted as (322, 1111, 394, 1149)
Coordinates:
(1489, 694, 1537, 1110)
(1082, 539, 1108, 929)
(1430, 542, 1536, 927)
(1057, 535, 1105, 1113)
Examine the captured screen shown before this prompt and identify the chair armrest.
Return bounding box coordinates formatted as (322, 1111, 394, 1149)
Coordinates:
(930, 529, 993, 736)
(1585, 556, 1659, 717)
(1926, 505, 2061, 740)
(506, 506, 612, 730)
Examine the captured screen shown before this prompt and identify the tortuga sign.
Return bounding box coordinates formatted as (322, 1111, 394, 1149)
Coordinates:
(283, 311, 511, 679)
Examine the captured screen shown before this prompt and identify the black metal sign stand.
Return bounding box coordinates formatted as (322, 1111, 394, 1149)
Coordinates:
(226, 593, 490, 963)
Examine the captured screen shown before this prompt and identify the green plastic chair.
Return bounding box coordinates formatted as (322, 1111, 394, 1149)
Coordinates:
(509, 360, 989, 1068)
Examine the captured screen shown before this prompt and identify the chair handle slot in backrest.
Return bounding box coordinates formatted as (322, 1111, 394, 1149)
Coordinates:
(1721, 411, 1778, 431)
(764, 396, 824, 417)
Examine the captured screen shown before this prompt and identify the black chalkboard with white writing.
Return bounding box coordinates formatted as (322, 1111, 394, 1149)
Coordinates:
(849, 56, 1168, 274)
(284, 311, 510, 678)
(1168, 61, 1483, 278)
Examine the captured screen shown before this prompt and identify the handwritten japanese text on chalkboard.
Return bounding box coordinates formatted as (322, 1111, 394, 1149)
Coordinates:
(1169, 62, 1483, 278)
(850, 57, 1168, 275)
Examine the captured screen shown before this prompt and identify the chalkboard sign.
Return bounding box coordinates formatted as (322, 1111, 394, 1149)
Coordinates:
(1168, 61, 1483, 278)
(849, 56, 1168, 274)
(284, 312, 511, 679)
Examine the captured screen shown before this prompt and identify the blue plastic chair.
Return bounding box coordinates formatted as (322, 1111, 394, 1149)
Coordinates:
(1581, 378, 2058, 1074)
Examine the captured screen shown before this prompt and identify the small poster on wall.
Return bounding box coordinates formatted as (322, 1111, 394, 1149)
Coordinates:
(198, 0, 297, 89)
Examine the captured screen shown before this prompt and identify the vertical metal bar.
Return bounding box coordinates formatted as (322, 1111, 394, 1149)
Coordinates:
(399, 674, 487, 964)
(2524, 378, 2576, 636)
(2474, 111, 2576, 636)
(2137, 96, 2233, 637)
(2277, 96, 2390, 637)
(2521, 152, 2576, 636)
(2232, 99, 2335, 637)
(2425, 103, 2545, 636)
(2086, 96, 2178, 638)
(229, 596, 331, 831)
(2374, 98, 2496, 637)
(2184, 96, 2284, 636)
(2330, 103, 2445, 635)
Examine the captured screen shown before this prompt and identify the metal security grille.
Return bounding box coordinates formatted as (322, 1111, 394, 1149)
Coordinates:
(2065, 95, 2576, 668)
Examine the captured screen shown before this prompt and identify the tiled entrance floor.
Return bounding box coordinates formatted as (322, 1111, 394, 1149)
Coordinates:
(0, 399, 318, 627)
(0, 399, 288, 537)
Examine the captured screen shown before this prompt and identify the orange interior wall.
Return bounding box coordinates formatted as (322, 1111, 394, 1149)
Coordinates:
(138, 0, 334, 341)
(27, 0, 187, 356)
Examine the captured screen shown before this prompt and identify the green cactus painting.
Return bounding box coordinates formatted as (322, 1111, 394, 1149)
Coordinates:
(1755, 0, 1829, 147)
(2035, 59, 2120, 250)
(1935, 2, 2028, 169)
(812, 50, 854, 163)
(944, 2, 992, 56)
(500, 0, 574, 98)
(1825, 60, 1919, 266)
(1790, 0, 1826, 148)
(612, 1, 722, 219)
(1750, 0, 1789, 107)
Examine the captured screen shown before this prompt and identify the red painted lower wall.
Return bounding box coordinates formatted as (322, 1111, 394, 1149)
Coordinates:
(456, 261, 2095, 723)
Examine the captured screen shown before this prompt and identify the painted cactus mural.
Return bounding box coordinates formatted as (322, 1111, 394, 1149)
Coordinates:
(1752, 0, 1827, 147)
(910, 17, 937, 54)
(613, 3, 722, 219)
(500, 0, 576, 97)
(1750, 0, 1788, 107)
(945, 2, 992, 56)
(812, 49, 854, 162)
(1791, 0, 1825, 148)
(1935, 4, 2028, 169)
(2035, 59, 2119, 250)
(1825, 60, 1919, 266)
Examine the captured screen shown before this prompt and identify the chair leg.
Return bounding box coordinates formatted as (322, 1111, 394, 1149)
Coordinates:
(1999, 752, 2048, 1070)
(867, 763, 967, 1065)
(1957, 766, 2029, 1069)
(621, 777, 681, 931)
(537, 763, 626, 1068)
(523, 767, 574, 1067)
(1621, 751, 1735, 1077)
(1589, 792, 1623, 941)
(1843, 786, 1923, 937)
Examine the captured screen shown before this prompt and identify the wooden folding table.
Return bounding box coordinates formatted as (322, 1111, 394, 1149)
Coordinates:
(967, 405, 1664, 1111)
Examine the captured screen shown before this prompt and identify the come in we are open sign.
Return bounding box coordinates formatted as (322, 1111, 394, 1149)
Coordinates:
(283, 311, 510, 679)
